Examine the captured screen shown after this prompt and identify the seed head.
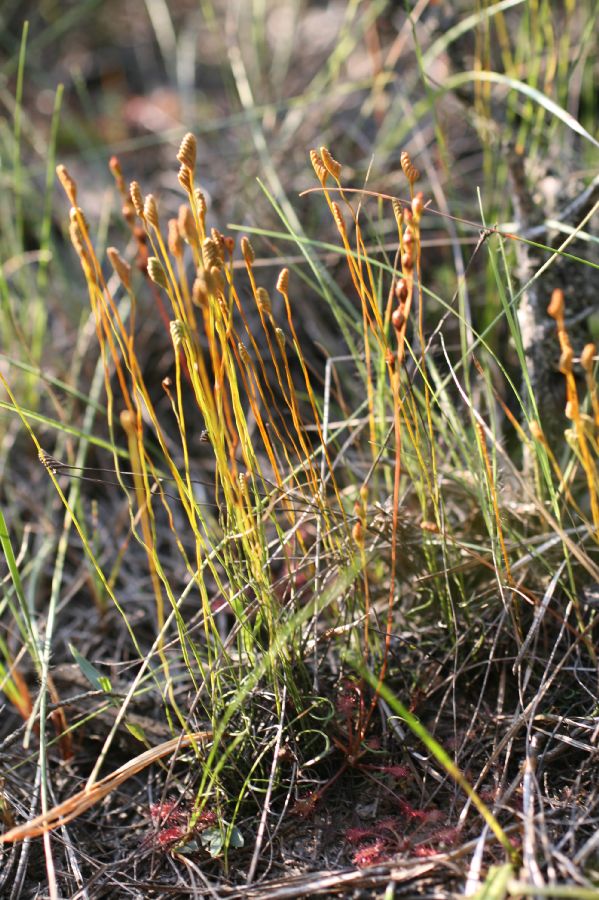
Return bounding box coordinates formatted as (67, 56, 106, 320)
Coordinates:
(395, 278, 408, 303)
(331, 202, 346, 236)
(256, 287, 272, 315)
(238, 342, 250, 363)
(147, 257, 168, 289)
(38, 449, 61, 474)
(178, 164, 193, 193)
(143, 194, 159, 228)
(275, 328, 286, 352)
(69, 206, 89, 231)
(130, 181, 144, 217)
(276, 268, 289, 294)
(109, 156, 126, 195)
(109, 155, 122, 178)
(109, 155, 123, 178)
(547, 288, 565, 320)
(211, 228, 225, 256)
(170, 319, 186, 347)
(559, 347, 574, 374)
(177, 132, 197, 170)
(194, 189, 207, 218)
(68, 220, 85, 256)
(412, 191, 424, 221)
(320, 146, 342, 180)
(352, 520, 363, 545)
(241, 236, 255, 265)
(581, 343, 596, 373)
(310, 149, 328, 185)
(68, 220, 94, 279)
(391, 308, 405, 331)
(107, 247, 131, 289)
(400, 150, 420, 184)
(56, 164, 77, 205)
(196, 193, 207, 233)
(202, 237, 221, 270)
(120, 409, 137, 433)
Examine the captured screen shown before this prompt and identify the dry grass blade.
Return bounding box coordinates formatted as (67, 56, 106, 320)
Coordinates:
(0, 731, 211, 843)
(236, 861, 438, 900)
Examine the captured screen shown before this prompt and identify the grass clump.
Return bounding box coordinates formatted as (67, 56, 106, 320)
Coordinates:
(3, 131, 598, 894)
(1, 6, 599, 896)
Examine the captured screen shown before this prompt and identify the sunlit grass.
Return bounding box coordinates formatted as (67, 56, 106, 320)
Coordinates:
(1, 3, 598, 896)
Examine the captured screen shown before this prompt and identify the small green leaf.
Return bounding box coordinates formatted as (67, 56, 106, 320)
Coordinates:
(200, 826, 224, 857)
(174, 839, 199, 855)
(228, 825, 244, 848)
(69, 644, 112, 693)
(124, 721, 147, 743)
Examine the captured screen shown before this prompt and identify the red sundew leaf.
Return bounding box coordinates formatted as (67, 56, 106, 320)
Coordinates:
(291, 792, 318, 818)
(149, 799, 189, 827)
(352, 838, 389, 867)
(424, 809, 444, 824)
(395, 798, 424, 820)
(155, 825, 187, 849)
(192, 810, 218, 832)
(430, 826, 460, 846)
(379, 764, 410, 778)
(395, 798, 434, 822)
(345, 827, 375, 845)
(411, 810, 432, 822)
(413, 845, 438, 857)
(335, 692, 357, 717)
(377, 817, 402, 834)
